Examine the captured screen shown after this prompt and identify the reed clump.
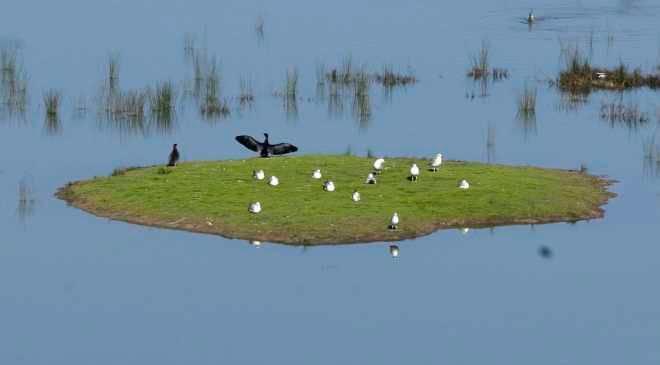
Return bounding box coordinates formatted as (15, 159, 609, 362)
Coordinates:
(517, 83, 537, 117)
(199, 61, 230, 118)
(558, 46, 660, 93)
(238, 77, 255, 107)
(1, 43, 28, 117)
(43, 89, 61, 117)
(352, 72, 371, 125)
(467, 41, 509, 81)
(375, 66, 417, 87)
(148, 82, 176, 118)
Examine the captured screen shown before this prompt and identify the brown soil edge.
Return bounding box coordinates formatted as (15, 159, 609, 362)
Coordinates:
(54, 170, 617, 246)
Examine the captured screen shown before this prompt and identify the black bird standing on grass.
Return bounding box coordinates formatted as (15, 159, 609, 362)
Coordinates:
(167, 144, 180, 166)
(235, 133, 298, 157)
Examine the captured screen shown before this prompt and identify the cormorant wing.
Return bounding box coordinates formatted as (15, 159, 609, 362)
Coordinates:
(270, 143, 298, 155)
(235, 135, 261, 152)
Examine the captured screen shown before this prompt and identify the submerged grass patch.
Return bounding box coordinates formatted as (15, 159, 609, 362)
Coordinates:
(57, 155, 614, 245)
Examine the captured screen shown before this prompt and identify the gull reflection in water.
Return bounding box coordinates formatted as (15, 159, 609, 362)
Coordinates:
(389, 244, 399, 258)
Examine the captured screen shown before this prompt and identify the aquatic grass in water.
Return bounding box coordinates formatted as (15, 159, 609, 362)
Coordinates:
(326, 56, 359, 85)
(282, 68, 299, 119)
(517, 83, 537, 117)
(0, 42, 28, 119)
(468, 41, 490, 79)
(147, 81, 177, 134)
(466, 41, 509, 84)
(352, 72, 371, 126)
(516, 83, 537, 139)
(106, 53, 120, 95)
(557, 44, 660, 93)
(238, 77, 255, 108)
(199, 60, 230, 119)
(148, 82, 176, 118)
(375, 66, 417, 87)
(43, 89, 61, 117)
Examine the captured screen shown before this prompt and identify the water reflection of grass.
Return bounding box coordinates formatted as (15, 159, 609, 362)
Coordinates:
(17, 175, 36, 225)
(600, 98, 648, 129)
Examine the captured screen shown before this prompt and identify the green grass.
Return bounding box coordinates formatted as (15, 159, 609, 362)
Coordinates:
(56, 155, 614, 245)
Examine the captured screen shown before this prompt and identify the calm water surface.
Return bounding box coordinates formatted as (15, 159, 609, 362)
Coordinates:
(1, 0, 660, 364)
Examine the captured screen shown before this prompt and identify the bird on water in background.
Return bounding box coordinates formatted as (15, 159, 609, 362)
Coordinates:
(167, 144, 179, 166)
(235, 133, 298, 157)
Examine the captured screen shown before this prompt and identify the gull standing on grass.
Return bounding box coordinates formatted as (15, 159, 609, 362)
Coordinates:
(373, 158, 385, 174)
(410, 163, 420, 181)
(390, 212, 399, 230)
(430, 153, 442, 172)
(248, 202, 262, 214)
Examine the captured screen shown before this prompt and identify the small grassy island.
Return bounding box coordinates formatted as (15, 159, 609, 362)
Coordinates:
(56, 155, 614, 245)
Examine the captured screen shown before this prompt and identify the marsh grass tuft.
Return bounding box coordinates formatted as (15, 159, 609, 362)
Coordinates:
(516, 83, 537, 139)
(106, 53, 120, 95)
(558, 44, 660, 93)
(352, 72, 371, 126)
(148, 82, 176, 120)
(282, 68, 299, 119)
(517, 83, 537, 117)
(468, 41, 490, 79)
(466, 41, 509, 84)
(326, 56, 357, 85)
(199, 60, 230, 119)
(375, 66, 417, 87)
(238, 77, 255, 108)
(43, 89, 61, 117)
(1, 42, 28, 119)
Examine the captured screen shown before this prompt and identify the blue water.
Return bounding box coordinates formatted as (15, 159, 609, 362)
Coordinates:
(1, 0, 659, 363)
